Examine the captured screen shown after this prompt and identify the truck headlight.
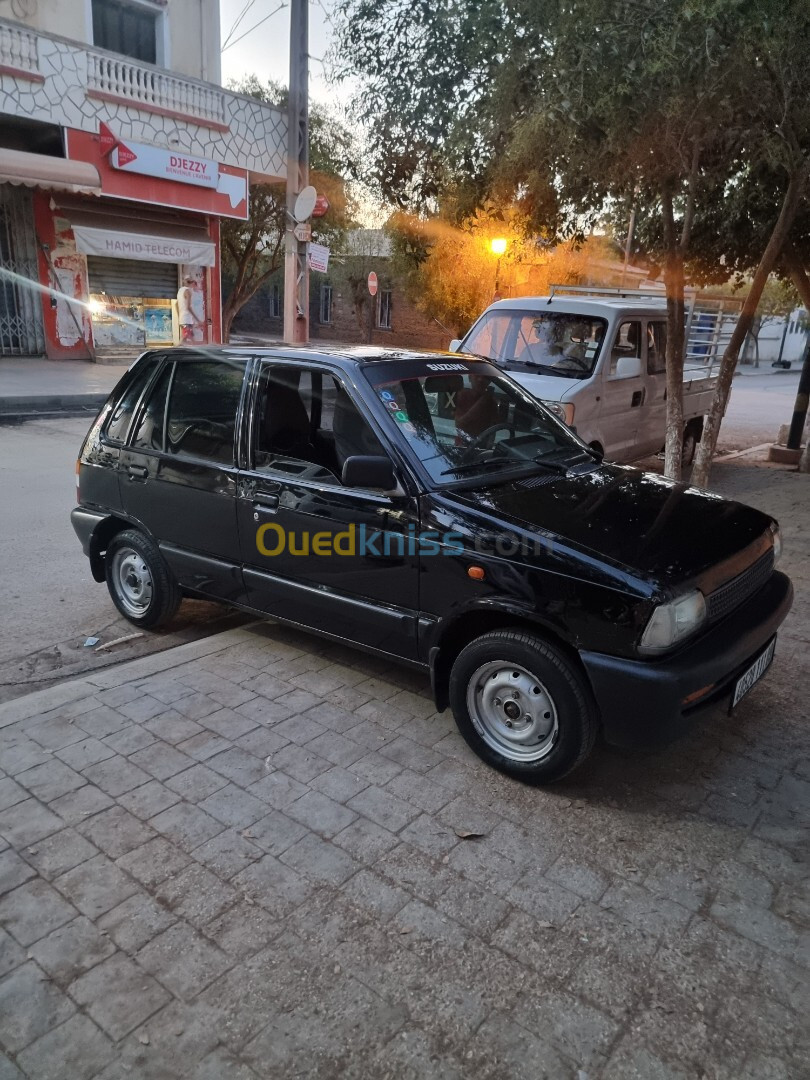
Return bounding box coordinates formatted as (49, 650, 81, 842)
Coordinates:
(541, 401, 575, 426)
(639, 590, 706, 653)
(769, 523, 782, 564)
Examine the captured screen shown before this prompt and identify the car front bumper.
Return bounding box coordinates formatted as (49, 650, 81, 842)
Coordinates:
(580, 570, 793, 748)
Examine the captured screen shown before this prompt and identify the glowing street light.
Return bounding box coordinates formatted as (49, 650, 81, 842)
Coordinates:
(490, 237, 508, 298)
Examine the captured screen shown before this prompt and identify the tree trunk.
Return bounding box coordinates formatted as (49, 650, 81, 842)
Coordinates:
(784, 247, 810, 471)
(691, 162, 810, 489)
(660, 186, 687, 481)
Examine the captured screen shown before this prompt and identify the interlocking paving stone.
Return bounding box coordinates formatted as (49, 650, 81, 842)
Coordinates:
(0, 799, 64, 848)
(164, 762, 230, 802)
(54, 854, 139, 919)
(116, 835, 192, 888)
(247, 770, 308, 809)
(280, 831, 361, 885)
(135, 922, 233, 1000)
(0, 927, 25, 979)
(128, 741, 194, 781)
(285, 789, 358, 837)
(16, 1013, 116, 1080)
(192, 828, 264, 879)
(154, 862, 237, 927)
(198, 783, 269, 828)
(117, 778, 181, 819)
(69, 953, 171, 1040)
(347, 785, 421, 833)
(77, 805, 155, 859)
(82, 755, 152, 797)
(0, 962, 76, 1054)
(0, 849, 37, 895)
(97, 891, 177, 952)
(0, 878, 77, 946)
(54, 736, 117, 770)
(28, 916, 116, 986)
(147, 802, 225, 850)
(22, 826, 99, 881)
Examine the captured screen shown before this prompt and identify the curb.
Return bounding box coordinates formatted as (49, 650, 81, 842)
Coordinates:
(0, 394, 108, 421)
(0, 621, 266, 729)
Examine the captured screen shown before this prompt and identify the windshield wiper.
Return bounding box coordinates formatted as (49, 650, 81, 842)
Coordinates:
(440, 455, 519, 477)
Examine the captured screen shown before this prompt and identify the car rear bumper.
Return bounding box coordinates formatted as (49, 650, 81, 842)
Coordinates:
(71, 507, 106, 557)
(580, 570, 793, 748)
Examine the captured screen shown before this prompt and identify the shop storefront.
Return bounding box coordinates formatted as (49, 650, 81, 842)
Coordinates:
(24, 124, 248, 359)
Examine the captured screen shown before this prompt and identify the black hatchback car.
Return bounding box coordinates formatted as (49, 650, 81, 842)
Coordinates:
(72, 346, 793, 783)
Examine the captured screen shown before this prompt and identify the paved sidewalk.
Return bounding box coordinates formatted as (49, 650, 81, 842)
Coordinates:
(0, 360, 129, 420)
(0, 467, 808, 1079)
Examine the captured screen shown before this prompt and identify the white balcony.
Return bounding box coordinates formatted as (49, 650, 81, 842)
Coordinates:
(0, 17, 286, 181)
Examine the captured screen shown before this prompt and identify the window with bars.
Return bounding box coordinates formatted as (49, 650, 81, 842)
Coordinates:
(270, 284, 281, 319)
(319, 285, 333, 325)
(377, 289, 392, 330)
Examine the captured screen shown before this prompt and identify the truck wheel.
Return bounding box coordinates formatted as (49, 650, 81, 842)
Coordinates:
(448, 629, 598, 783)
(682, 422, 701, 467)
(105, 529, 180, 629)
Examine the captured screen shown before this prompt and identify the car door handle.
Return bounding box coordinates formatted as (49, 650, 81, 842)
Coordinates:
(253, 496, 279, 516)
(127, 465, 148, 480)
(631, 390, 644, 407)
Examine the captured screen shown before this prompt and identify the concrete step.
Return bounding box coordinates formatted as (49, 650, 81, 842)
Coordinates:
(93, 346, 145, 366)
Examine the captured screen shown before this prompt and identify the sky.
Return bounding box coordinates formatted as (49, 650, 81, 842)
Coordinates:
(218, 0, 347, 110)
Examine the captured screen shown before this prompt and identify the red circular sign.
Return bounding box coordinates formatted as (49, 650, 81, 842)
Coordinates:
(367, 271, 378, 296)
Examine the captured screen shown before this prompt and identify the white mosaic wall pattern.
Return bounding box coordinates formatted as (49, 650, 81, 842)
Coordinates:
(0, 18, 287, 179)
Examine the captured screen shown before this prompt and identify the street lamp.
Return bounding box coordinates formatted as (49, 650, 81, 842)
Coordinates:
(490, 237, 507, 298)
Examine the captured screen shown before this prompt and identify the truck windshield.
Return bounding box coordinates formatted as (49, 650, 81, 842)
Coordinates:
(362, 360, 587, 486)
(463, 310, 608, 380)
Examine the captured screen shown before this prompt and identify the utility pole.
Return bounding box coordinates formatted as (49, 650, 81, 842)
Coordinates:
(283, 0, 309, 343)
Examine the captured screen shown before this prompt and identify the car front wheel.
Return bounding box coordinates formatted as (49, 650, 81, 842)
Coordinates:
(448, 629, 598, 783)
(105, 529, 180, 629)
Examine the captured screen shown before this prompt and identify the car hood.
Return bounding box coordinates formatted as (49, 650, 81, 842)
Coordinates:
(443, 463, 772, 588)
(499, 367, 583, 401)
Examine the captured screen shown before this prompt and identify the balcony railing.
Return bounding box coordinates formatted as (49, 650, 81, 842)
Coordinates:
(86, 53, 227, 128)
(0, 20, 39, 76)
(0, 16, 286, 180)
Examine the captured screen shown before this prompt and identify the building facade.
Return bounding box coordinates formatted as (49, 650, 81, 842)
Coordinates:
(0, 0, 285, 358)
(232, 229, 450, 351)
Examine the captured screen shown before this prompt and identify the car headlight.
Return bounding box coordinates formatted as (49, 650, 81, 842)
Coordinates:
(639, 589, 706, 653)
(541, 400, 575, 426)
(769, 523, 782, 564)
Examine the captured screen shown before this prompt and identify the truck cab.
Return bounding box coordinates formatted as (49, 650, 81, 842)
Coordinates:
(451, 291, 726, 463)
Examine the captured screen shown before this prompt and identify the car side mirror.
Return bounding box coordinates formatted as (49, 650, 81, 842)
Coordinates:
(448, 339, 461, 353)
(614, 355, 643, 379)
(342, 455, 396, 491)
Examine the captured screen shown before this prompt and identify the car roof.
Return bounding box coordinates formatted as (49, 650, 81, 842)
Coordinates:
(480, 296, 668, 317)
(160, 344, 463, 369)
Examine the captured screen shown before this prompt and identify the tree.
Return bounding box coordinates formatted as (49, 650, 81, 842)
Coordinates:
(389, 205, 619, 336)
(335, 0, 810, 484)
(220, 76, 358, 340)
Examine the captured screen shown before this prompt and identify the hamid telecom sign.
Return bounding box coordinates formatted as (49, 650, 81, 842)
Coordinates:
(72, 225, 216, 266)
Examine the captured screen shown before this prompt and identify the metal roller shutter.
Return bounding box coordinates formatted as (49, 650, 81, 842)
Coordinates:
(87, 257, 178, 299)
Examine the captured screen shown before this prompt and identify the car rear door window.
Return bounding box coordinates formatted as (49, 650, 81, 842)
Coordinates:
(105, 356, 160, 443)
(130, 362, 173, 452)
(166, 358, 246, 464)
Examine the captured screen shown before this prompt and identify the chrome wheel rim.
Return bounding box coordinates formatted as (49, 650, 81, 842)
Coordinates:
(111, 548, 153, 618)
(466, 661, 559, 763)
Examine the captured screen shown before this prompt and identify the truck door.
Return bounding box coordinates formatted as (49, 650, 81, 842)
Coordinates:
(636, 320, 668, 457)
(599, 320, 645, 461)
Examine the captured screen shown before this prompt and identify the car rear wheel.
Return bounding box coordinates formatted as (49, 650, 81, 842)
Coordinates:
(449, 629, 598, 783)
(105, 529, 180, 629)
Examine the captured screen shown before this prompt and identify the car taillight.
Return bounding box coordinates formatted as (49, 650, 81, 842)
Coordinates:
(75, 459, 81, 499)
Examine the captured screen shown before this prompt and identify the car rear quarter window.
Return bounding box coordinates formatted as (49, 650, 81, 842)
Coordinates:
(165, 358, 247, 465)
(131, 362, 173, 452)
(105, 356, 160, 443)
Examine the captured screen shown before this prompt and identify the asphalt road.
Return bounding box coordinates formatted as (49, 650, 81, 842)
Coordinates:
(721, 367, 804, 451)
(0, 416, 243, 704)
(0, 373, 804, 702)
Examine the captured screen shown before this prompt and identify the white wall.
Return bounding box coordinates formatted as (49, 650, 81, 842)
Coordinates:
(743, 308, 809, 364)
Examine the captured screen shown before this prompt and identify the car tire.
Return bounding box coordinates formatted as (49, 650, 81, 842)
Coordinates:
(448, 629, 598, 783)
(105, 529, 181, 629)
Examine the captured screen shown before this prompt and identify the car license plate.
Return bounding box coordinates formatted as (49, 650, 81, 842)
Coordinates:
(731, 638, 776, 711)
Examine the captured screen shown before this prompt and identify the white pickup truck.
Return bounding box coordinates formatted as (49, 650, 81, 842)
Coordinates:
(450, 288, 736, 464)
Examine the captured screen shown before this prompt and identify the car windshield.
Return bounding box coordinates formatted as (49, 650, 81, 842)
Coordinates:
(362, 359, 588, 486)
(462, 310, 608, 380)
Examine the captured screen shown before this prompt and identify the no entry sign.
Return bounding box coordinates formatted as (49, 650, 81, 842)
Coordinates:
(367, 271, 378, 296)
